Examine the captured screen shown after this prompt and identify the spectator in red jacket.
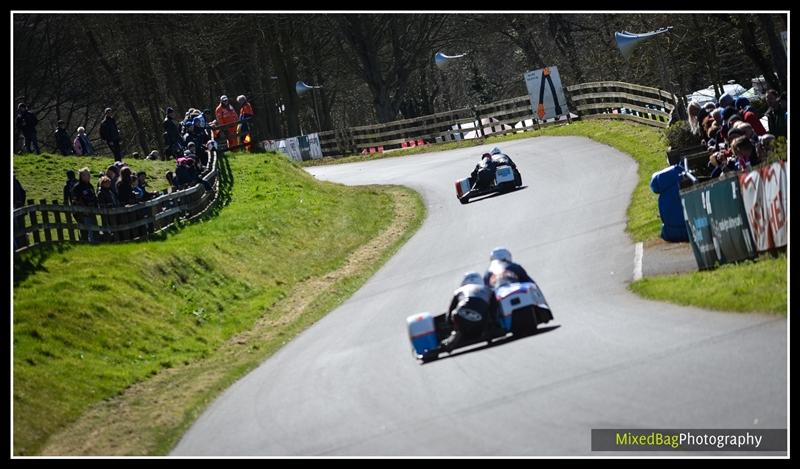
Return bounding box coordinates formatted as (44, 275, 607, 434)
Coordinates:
(237, 95, 255, 152)
(215, 95, 239, 152)
(734, 97, 767, 136)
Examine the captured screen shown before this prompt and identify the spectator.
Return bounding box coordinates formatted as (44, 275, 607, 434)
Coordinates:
(733, 122, 770, 166)
(237, 95, 255, 152)
(710, 108, 723, 125)
(193, 108, 207, 128)
(14, 176, 27, 208)
(105, 165, 120, 195)
(734, 97, 767, 136)
(131, 174, 144, 201)
(63, 170, 78, 205)
(703, 102, 716, 113)
(175, 156, 209, 190)
(709, 144, 736, 177)
(73, 126, 94, 155)
(731, 135, 756, 171)
(147, 150, 161, 161)
(687, 101, 702, 136)
(99, 107, 123, 161)
(163, 107, 183, 158)
(718, 92, 734, 109)
(165, 170, 177, 190)
(733, 122, 758, 145)
(136, 171, 156, 200)
(97, 176, 119, 208)
(202, 109, 214, 129)
(70, 167, 98, 242)
(181, 108, 201, 135)
(181, 147, 195, 164)
(54, 120, 74, 155)
(702, 115, 719, 143)
(727, 114, 742, 129)
(215, 95, 239, 151)
(187, 117, 211, 165)
(695, 108, 709, 134)
(115, 166, 136, 206)
(15, 103, 40, 154)
(719, 106, 738, 141)
(764, 89, 787, 138)
(755, 134, 776, 163)
(184, 143, 197, 162)
(175, 156, 194, 188)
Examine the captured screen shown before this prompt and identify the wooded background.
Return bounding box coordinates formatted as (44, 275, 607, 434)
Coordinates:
(13, 13, 788, 154)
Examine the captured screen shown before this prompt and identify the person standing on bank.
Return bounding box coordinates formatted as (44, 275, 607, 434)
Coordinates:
(100, 107, 123, 161)
(16, 103, 40, 154)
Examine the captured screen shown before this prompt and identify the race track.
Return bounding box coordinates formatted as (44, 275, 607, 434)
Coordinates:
(173, 136, 786, 456)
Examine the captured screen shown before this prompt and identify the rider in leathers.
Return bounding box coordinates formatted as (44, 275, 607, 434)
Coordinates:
(470, 153, 496, 191)
(441, 272, 495, 351)
(483, 247, 533, 289)
(489, 146, 517, 170)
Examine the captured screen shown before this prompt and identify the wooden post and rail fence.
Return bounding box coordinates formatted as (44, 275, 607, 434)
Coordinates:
(13, 147, 221, 254)
(311, 80, 678, 157)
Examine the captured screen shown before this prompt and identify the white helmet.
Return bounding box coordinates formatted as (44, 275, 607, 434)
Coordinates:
(490, 247, 512, 263)
(490, 146, 502, 155)
(461, 271, 483, 286)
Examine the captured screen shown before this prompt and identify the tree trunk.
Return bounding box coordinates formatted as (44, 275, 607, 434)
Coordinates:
(757, 14, 787, 92)
(81, 20, 149, 155)
(735, 16, 782, 92)
(267, 17, 301, 136)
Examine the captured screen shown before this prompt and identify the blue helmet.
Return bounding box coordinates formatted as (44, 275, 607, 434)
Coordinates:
(734, 97, 751, 111)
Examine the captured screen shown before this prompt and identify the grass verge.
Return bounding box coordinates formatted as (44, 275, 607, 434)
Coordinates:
(631, 253, 787, 315)
(13, 153, 425, 455)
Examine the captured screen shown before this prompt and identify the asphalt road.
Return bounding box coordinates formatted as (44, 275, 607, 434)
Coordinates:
(173, 136, 786, 456)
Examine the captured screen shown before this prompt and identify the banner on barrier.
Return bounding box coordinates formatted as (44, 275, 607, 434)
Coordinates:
(307, 133, 323, 160)
(707, 177, 756, 264)
(738, 161, 787, 252)
(262, 133, 324, 161)
(681, 187, 719, 270)
(681, 175, 757, 269)
(762, 161, 787, 249)
(738, 169, 769, 251)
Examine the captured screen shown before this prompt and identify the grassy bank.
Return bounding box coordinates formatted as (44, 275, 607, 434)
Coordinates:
(13, 152, 425, 455)
(13, 153, 176, 203)
(631, 254, 787, 315)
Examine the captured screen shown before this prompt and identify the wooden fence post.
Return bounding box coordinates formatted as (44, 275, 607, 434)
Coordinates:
(28, 199, 40, 247)
(52, 201, 64, 243)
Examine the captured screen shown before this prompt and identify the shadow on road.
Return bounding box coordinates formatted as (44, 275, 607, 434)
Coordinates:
(464, 185, 528, 204)
(422, 324, 561, 365)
